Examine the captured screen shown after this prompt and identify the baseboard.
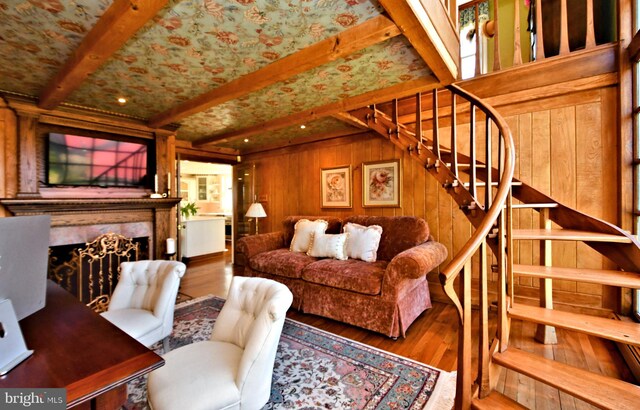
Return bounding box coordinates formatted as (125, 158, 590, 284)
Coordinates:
(612, 313, 640, 383)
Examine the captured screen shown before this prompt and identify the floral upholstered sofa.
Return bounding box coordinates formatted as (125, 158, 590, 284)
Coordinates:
(236, 215, 447, 338)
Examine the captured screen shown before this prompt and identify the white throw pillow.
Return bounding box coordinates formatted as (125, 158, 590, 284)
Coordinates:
(343, 222, 383, 262)
(289, 219, 329, 253)
(306, 232, 348, 260)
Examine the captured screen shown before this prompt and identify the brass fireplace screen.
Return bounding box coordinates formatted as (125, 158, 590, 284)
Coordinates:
(48, 233, 147, 312)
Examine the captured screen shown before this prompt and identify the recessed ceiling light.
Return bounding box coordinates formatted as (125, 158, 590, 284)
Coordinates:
(300, 125, 306, 129)
(244, 138, 249, 142)
(117, 97, 127, 104)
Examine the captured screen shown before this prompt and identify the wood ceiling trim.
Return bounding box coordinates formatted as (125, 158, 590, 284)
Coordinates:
(193, 75, 439, 147)
(148, 14, 401, 128)
(38, 0, 169, 110)
(379, 0, 459, 84)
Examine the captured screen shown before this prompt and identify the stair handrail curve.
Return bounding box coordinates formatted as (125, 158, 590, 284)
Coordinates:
(439, 83, 516, 322)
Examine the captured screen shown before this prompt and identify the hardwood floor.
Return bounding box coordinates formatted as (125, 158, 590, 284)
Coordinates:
(179, 251, 637, 409)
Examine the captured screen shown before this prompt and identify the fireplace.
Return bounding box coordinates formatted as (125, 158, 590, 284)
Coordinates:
(0, 197, 180, 308)
(48, 233, 150, 311)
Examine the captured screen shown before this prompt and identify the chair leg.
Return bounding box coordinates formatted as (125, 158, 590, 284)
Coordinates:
(162, 336, 170, 353)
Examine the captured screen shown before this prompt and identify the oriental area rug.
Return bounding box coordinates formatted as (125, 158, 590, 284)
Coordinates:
(126, 296, 456, 410)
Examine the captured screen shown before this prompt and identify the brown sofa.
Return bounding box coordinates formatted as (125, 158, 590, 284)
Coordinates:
(236, 215, 447, 338)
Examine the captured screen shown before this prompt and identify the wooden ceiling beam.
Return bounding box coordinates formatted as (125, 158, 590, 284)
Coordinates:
(148, 14, 401, 128)
(193, 75, 439, 147)
(378, 0, 459, 84)
(38, 0, 169, 110)
(331, 112, 370, 129)
(241, 128, 365, 155)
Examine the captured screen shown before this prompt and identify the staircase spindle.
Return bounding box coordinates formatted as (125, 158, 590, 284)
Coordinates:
(433, 89, 441, 159)
(456, 259, 473, 410)
(416, 93, 423, 145)
(535, 208, 558, 344)
(485, 117, 492, 210)
(477, 239, 491, 397)
(497, 211, 509, 351)
(493, 0, 502, 71)
(559, 0, 570, 55)
(451, 91, 458, 178)
(535, 0, 545, 60)
(585, 0, 596, 49)
(513, 0, 523, 65)
(469, 104, 477, 199)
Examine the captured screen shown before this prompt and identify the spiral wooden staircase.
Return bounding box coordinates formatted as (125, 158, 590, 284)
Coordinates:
(348, 84, 640, 409)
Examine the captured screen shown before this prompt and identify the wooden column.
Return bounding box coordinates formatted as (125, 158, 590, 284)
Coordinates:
(513, 0, 523, 65)
(0, 99, 18, 217)
(16, 112, 40, 198)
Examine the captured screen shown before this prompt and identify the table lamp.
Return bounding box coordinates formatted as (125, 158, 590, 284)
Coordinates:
(245, 203, 266, 234)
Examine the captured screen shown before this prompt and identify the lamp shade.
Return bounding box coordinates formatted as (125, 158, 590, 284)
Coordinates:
(245, 202, 266, 218)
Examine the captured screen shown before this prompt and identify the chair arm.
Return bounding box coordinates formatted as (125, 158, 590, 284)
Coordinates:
(385, 240, 448, 282)
(236, 232, 285, 260)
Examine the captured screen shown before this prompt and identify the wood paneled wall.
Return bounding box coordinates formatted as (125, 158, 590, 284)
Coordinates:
(244, 85, 620, 314)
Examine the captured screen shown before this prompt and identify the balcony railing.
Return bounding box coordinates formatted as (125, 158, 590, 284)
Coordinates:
(458, 0, 617, 79)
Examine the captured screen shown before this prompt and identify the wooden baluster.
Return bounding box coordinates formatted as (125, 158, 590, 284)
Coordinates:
(493, 0, 502, 71)
(535, 208, 558, 344)
(469, 104, 477, 199)
(485, 117, 492, 210)
(450, 92, 458, 178)
(585, 0, 596, 49)
(506, 189, 514, 307)
(392, 98, 399, 136)
(433, 90, 441, 159)
(535, 0, 545, 60)
(477, 239, 490, 397)
(474, 5, 481, 75)
(416, 93, 423, 145)
(455, 259, 472, 409)
(513, 0, 523, 65)
(497, 209, 509, 351)
(559, 0, 570, 55)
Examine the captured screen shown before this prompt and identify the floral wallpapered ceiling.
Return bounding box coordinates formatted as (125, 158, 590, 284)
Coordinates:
(178, 36, 430, 142)
(217, 117, 359, 151)
(0, 0, 115, 97)
(69, 0, 385, 119)
(0, 0, 435, 149)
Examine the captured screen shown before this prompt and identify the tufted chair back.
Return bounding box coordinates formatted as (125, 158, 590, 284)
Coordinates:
(102, 260, 186, 348)
(211, 276, 293, 409)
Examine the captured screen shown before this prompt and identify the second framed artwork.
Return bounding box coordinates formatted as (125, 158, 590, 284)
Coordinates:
(362, 159, 401, 207)
(321, 165, 352, 208)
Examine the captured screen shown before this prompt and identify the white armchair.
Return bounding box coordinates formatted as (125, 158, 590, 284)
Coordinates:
(147, 276, 293, 410)
(100, 260, 186, 350)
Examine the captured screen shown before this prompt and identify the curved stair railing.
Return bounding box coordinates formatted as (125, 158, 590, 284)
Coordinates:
(350, 82, 640, 409)
(349, 83, 516, 409)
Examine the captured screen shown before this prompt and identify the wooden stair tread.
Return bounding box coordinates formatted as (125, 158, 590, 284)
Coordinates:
(511, 202, 558, 209)
(493, 348, 640, 409)
(512, 228, 631, 243)
(513, 264, 640, 288)
(471, 391, 528, 409)
(508, 304, 640, 346)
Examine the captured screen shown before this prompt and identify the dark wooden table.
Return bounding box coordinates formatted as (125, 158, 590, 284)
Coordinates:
(0, 281, 164, 409)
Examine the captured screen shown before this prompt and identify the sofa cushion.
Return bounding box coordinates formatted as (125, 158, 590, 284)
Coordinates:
(301, 259, 388, 295)
(290, 219, 328, 252)
(250, 249, 318, 279)
(343, 216, 429, 261)
(307, 232, 348, 260)
(343, 222, 383, 262)
(282, 216, 343, 247)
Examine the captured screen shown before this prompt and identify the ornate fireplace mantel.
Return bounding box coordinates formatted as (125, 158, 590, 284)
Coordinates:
(0, 197, 181, 258)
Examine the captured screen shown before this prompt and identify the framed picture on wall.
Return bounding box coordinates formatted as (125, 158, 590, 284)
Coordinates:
(362, 159, 401, 207)
(321, 165, 352, 208)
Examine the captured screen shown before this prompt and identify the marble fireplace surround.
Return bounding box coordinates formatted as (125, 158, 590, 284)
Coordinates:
(0, 198, 180, 258)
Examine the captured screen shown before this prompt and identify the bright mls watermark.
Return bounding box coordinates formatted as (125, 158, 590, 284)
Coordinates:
(0, 389, 65, 409)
